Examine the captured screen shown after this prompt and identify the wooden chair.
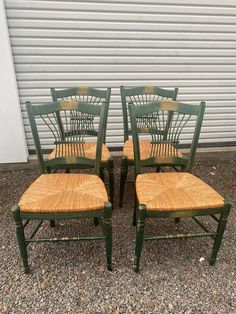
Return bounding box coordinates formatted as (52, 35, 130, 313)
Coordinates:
(12, 100, 112, 274)
(128, 99, 231, 272)
(50, 86, 114, 204)
(119, 86, 178, 207)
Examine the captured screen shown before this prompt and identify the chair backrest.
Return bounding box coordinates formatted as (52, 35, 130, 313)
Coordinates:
(51, 87, 111, 143)
(128, 100, 205, 176)
(26, 100, 107, 174)
(120, 86, 178, 142)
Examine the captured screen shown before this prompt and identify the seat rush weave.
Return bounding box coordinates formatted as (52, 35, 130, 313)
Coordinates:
(12, 100, 112, 274)
(128, 99, 231, 272)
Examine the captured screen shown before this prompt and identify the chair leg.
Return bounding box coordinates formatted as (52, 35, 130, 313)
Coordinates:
(100, 168, 105, 182)
(133, 194, 137, 226)
(94, 217, 99, 226)
(50, 220, 56, 227)
(103, 202, 112, 271)
(12, 205, 29, 274)
(108, 158, 114, 205)
(134, 205, 146, 273)
(119, 157, 128, 207)
(209, 206, 230, 266)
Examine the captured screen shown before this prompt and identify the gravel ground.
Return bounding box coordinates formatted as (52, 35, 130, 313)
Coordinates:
(0, 153, 236, 314)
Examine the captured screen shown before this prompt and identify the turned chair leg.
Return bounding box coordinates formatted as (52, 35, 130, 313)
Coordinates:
(134, 205, 146, 273)
(12, 205, 29, 274)
(104, 202, 112, 271)
(210, 206, 230, 266)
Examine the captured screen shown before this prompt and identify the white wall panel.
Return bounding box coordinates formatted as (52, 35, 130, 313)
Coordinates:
(4, 0, 236, 149)
(0, 0, 28, 162)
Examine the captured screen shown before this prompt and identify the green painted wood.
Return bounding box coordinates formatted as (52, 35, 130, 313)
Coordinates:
(20, 210, 105, 220)
(26, 102, 47, 173)
(134, 204, 146, 272)
(119, 156, 128, 207)
(103, 202, 112, 271)
(144, 232, 217, 241)
(129, 98, 230, 270)
(141, 156, 188, 168)
(51, 87, 111, 144)
(12, 201, 113, 273)
(12, 205, 29, 274)
(25, 236, 105, 243)
(27, 100, 108, 176)
(30, 100, 102, 116)
(119, 86, 178, 207)
(135, 100, 201, 116)
(133, 203, 231, 271)
(186, 101, 206, 172)
(51, 86, 111, 100)
(145, 206, 230, 219)
(123, 86, 178, 99)
(128, 100, 205, 175)
(50, 87, 114, 199)
(210, 204, 231, 265)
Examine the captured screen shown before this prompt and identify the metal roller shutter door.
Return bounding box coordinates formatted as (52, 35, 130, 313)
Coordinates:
(4, 0, 236, 150)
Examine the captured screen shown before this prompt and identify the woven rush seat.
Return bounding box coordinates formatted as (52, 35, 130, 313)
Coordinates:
(123, 139, 183, 161)
(136, 172, 224, 211)
(48, 142, 110, 163)
(19, 173, 108, 213)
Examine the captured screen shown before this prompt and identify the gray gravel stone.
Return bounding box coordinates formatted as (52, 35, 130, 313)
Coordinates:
(0, 154, 235, 313)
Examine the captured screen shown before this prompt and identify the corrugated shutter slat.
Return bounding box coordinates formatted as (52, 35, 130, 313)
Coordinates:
(5, 0, 236, 149)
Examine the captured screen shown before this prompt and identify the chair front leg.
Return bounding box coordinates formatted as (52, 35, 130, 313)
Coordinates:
(210, 204, 230, 266)
(134, 204, 146, 273)
(119, 156, 128, 207)
(108, 158, 114, 205)
(12, 205, 29, 274)
(103, 202, 112, 271)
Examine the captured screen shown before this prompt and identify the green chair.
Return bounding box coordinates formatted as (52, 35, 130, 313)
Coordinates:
(50, 86, 114, 204)
(12, 100, 112, 273)
(119, 86, 178, 207)
(128, 99, 231, 272)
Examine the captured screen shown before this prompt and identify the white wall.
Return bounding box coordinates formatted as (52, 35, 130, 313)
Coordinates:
(0, 0, 28, 163)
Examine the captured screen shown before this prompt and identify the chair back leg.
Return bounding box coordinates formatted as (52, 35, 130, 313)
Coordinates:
(103, 202, 113, 271)
(119, 156, 128, 207)
(108, 158, 114, 205)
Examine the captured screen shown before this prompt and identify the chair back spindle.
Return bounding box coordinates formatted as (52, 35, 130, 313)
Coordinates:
(128, 100, 205, 176)
(121, 86, 178, 142)
(26, 100, 107, 175)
